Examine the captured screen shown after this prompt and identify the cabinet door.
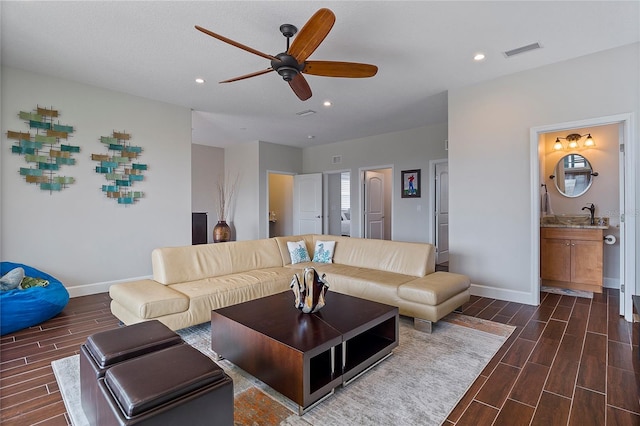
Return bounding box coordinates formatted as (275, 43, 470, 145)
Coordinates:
(541, 238, 571, 282)
(571, 240, 603, 285)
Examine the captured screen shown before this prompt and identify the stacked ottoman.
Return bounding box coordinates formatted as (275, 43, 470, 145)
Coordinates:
(80, 320, 233, 425)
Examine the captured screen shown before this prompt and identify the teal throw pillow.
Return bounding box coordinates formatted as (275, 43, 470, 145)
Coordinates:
(312, 240, 336, 263)
(287, 240, 311, 264)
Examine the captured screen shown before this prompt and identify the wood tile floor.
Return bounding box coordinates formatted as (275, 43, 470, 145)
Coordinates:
(1, 290, 638, 425)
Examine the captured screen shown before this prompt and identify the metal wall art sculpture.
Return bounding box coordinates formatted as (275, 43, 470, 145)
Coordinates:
(92, 131, 146, 205)
(7, 105, 79, 192)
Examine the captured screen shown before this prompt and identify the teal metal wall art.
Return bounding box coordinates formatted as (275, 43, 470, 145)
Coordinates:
(7, 106, 79, 192)
(92, 131, 146, 205)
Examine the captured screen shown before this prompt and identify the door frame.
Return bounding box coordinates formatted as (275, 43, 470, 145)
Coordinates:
(359, 164, 394, 239)
(429, 159, 448, 262)
(529, 113, 635, 321)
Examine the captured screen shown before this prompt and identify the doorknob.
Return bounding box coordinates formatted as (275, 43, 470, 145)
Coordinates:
(316, 215, 321, 218)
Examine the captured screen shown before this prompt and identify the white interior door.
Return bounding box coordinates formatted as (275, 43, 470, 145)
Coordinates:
(293, 173, 323, 235)
(364, 171, 384, 239)
(435, 162, 449, 264)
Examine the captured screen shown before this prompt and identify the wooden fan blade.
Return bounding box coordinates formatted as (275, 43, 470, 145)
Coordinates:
(195, 25, 279, 61)
(288, 8, 335, 63)
(303, 61, 378, 78)
(289, 73, 312, 101)
(220, 68, 274, 83)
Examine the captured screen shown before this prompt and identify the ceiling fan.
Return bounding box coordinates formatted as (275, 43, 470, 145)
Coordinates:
(195, 8, 378, 101)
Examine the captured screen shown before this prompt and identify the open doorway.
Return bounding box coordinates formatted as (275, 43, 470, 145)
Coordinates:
(360, 166, 392, 240)
(530, 113, 635, 321)
(325, 171, 351, 237)
(267, 172, 294, 237)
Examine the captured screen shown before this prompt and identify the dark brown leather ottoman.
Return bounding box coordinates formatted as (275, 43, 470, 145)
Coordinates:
(80, 320, 183, 425)
(96, 344, 234, 425)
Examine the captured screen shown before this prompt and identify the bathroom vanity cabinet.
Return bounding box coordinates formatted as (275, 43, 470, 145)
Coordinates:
(540, 227, 604, 293)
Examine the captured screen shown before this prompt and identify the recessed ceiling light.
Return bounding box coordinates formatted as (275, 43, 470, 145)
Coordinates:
(474, 53, 485, 61)
(323, 101, 332, 107)
(195, 78, 205, 84)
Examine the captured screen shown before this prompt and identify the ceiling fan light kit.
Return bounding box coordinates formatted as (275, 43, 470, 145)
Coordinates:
(195, 8, 377, 101)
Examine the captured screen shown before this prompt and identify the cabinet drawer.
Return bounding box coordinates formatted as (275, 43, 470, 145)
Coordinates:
(541, 228, 603, 241)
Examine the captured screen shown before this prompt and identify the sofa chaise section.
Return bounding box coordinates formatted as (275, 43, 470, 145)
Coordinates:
(274, 235, 470, 329)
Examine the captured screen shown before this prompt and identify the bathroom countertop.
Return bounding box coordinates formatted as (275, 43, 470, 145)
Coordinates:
(540, 215, 609, 230)
(540, 223, 609, 230)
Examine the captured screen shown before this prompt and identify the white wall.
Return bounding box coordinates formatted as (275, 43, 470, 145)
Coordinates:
(191, 143, 224, 243)
(1, 66, 192, 294)
(224, 141, 259, 240)
(303, 123, 448, 243)
(449, 43, 639, 304)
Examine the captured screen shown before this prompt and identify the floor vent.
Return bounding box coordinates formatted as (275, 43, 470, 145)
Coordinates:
(504, 42, 542, 58)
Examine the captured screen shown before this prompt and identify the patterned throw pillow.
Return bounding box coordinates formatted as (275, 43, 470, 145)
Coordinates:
(312, 240, 336, 263)
(287, 240, 311, 264)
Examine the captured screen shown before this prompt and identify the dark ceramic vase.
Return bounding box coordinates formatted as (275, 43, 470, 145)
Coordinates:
(213, 220, 231, 243)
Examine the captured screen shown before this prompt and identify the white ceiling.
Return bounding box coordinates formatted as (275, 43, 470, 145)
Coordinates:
(2, 1, 639, 148)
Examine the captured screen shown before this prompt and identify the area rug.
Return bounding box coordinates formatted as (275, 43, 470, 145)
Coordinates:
(541, 285, 593, 299)
(52, 314, 513, 426)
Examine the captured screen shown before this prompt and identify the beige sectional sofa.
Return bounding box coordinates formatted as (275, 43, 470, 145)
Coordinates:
(109, 234, 470, 332)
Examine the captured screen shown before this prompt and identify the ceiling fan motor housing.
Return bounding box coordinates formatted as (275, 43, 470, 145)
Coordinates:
(271, 53, 304, 81)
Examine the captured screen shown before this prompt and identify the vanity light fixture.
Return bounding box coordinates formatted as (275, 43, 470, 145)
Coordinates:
(553, 133, 595, 151)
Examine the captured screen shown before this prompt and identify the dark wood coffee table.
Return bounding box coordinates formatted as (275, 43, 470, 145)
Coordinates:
(211, 291, 398, 414)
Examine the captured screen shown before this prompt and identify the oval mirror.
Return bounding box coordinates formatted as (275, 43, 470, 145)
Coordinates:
(553, 153, 594, 198)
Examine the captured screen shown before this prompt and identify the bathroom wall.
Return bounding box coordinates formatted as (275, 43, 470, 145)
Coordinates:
(268, 173, 293, 237)
(542, 123, 620, 286)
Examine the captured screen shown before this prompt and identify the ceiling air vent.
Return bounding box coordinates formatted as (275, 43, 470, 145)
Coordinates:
(296, 109, 316, 117)
(331, 155, 342, 164)
(503, 42, 542, 58)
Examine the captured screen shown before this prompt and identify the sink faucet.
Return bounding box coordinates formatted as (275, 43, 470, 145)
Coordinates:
(582, 203, 595, 225)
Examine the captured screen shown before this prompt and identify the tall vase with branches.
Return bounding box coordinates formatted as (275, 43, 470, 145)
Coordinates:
(213, 172, 239, 242)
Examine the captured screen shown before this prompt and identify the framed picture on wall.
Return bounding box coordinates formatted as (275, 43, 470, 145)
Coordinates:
(401, 169, 421, 198)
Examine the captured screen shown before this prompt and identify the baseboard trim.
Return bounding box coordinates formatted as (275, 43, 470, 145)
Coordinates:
(470, 283, 537, 306)
(66, 275, 152, 298)
(603, 277, 620, 289)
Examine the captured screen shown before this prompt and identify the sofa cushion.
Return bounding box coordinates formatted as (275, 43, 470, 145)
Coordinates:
(152, 239, 283, 285)
(109, 280, 189, 319)
(323, 235, 435, 277)
(168, 267, 294, 326)
(323, 272, 409, 307)
(398, 272, 470, 305)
